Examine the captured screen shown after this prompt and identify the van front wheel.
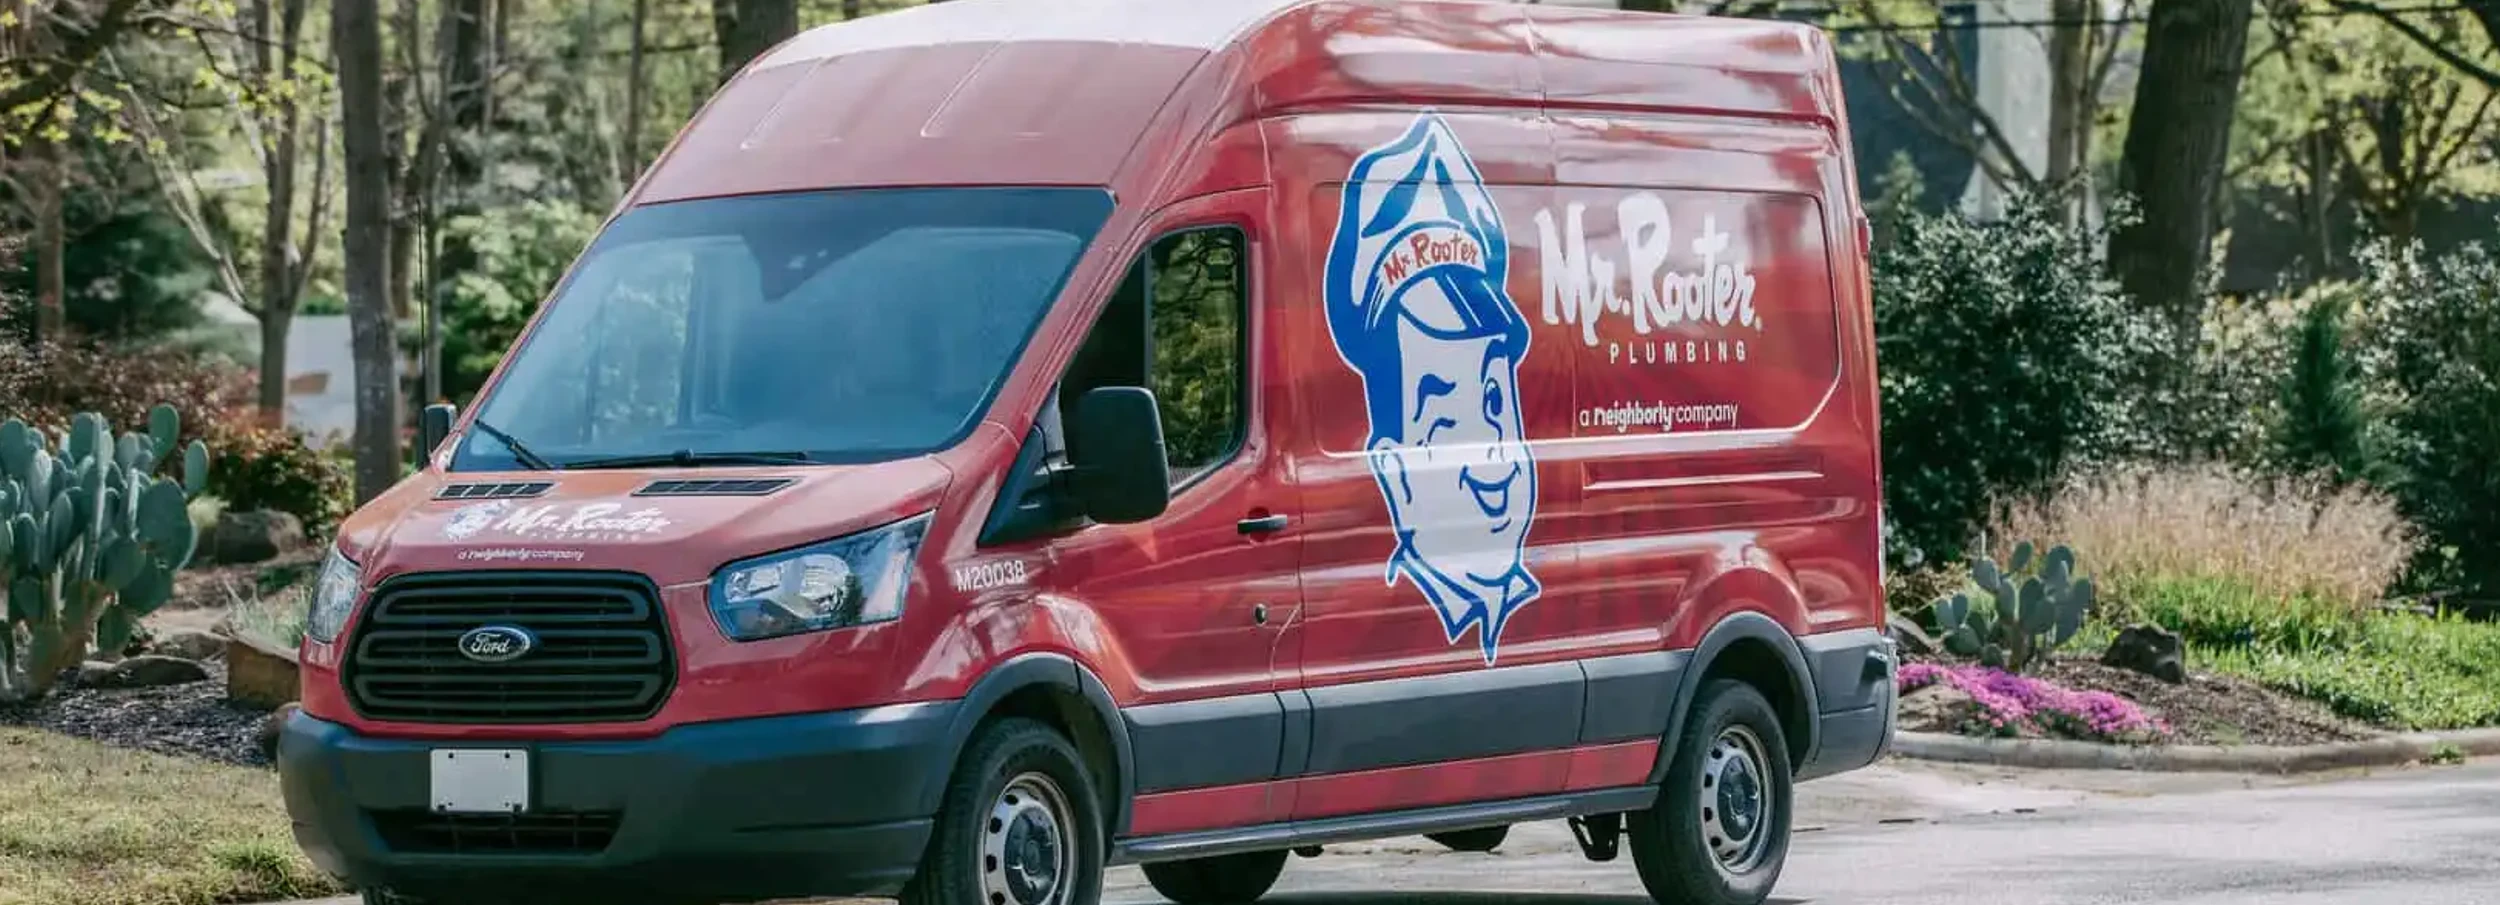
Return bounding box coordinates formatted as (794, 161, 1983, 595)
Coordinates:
(1626, 679, 1793, 905)
(905, 718, 1105, 905)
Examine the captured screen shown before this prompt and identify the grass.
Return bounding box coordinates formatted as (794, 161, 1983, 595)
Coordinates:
(2191, 607, 2500, 731)
(0, 729, 344, 905)
(1995, 462, 2416, 613)
(225, 583, 310, 651)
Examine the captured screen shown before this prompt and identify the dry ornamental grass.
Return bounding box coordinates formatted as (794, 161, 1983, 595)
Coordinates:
(1994, 462, 2417, 613)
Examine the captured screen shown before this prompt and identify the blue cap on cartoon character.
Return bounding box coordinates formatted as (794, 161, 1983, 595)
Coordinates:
(1323, 112, 1541, 665)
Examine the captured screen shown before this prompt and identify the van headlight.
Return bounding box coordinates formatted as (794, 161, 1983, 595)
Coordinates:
(305, 545, 365, 644)
(708, 513, 932, 642)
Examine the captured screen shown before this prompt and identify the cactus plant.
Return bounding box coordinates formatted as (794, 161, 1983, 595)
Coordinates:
(1930, 541, 2095, 673)
(0, 405, 208, 701)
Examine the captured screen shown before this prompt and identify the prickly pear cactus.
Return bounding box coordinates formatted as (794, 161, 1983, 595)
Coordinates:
(1930, 541, 2095, 674)
(0, 405, 208, 700)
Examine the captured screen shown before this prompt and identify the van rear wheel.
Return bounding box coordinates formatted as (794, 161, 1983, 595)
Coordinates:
(1139, 850, 1289, 905)
(1626, 679, 1793, 905)
(1425, 825, 1510, 852)
(904, 718, 1105, 905)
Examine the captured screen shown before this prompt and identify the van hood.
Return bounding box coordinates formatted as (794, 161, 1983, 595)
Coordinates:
(343, 457, 955, 588)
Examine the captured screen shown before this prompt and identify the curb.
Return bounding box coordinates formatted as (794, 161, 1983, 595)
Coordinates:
(1889, 728, 2500, 774)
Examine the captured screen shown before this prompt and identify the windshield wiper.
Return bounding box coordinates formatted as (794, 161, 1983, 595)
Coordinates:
(557, 450, 814, 470)
(465, 418, 556, 471)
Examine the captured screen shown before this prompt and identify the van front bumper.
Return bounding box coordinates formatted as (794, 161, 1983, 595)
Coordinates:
(277, 703, 957, 905)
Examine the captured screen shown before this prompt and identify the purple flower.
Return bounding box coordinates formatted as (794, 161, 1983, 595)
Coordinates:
(1896, 663, 2168, 743)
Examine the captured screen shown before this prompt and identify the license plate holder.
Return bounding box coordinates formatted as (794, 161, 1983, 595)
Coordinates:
(430, 748, 530, 814)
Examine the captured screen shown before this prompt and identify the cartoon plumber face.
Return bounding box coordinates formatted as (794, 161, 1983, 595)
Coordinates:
(1324, 112, 1542, 665)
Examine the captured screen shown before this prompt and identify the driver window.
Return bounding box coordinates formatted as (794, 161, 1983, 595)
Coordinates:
(1059, 226, 1248, 487)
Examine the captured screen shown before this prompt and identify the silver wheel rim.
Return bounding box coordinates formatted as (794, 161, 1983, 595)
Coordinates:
(1698, 725, 1775, 875)
(981, 772, 1074, 905)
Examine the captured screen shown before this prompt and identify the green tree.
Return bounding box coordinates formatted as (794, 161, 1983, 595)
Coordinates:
(436, 199, 601, 403)
(2271, 285, 2377, 484)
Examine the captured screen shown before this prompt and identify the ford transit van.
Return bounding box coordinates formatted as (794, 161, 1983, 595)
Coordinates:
(277, 2, 1895, 905)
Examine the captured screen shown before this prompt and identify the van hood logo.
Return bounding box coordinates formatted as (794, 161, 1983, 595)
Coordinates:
(442, 500, 510, 541)
(439, 499, 674, 542)
(1323, 111, 1542, 666)
(457, 625, 536, 663)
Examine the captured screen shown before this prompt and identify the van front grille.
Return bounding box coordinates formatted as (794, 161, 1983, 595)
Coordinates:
(371, 809, 622, 855)
(342, 572, 674, 724)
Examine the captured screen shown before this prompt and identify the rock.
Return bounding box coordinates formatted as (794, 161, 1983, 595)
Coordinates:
(1895, 683, 1975, 733)
(2102, 623, 2187, 684)
(1888, 611, 1938, 656)
(205, 510, 308, 565)
(80, 654, 211, 689)
(151, 629, 228, 662)
(257, 702, 302, 762)
(225, 632, 302, 710)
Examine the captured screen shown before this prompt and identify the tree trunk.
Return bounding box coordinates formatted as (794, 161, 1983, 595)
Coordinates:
(712, 0, 799, 86)
(443, 0, 490, 202)
(257, 0, 310, 417)
(31, 140, 64, 341)
(625, 0, 650, 178)
(2046, 0, 2091, 217)
(841, 0, 860, 18)
(338, 0, 402, 504)
(2109, 0, 2255, 353)
(256, 306, 295, 426)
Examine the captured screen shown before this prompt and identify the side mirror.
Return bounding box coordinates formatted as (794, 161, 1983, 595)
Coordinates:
(419, 403, 457, 460)
(1066, 387, 1171, 524)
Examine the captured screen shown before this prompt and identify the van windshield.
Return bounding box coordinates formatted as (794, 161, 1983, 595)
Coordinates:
(451, 187, 1114, 471)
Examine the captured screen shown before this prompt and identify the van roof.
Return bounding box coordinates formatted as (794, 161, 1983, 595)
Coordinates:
(632, 0, 1843, 205)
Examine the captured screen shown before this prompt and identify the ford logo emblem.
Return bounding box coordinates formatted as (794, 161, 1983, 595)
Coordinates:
(457, 625, 536, 664)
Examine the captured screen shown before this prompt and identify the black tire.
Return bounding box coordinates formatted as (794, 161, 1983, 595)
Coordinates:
(1424, 825, 1510, 853)
(903, 718, 1106, 905)
(1626, 679, 1793, 905)
(1139, 850, 1289, 905)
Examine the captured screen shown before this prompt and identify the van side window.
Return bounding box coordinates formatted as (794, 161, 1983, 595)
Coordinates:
(1059, 226, 1248, 486)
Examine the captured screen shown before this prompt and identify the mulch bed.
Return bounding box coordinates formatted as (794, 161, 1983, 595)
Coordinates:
(2030, 657, 2376, 746)
(0, 661, 277, 768)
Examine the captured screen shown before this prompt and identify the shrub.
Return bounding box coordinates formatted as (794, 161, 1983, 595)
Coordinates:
(0, 339, 254, 455)
(2169, 290, 2301, 466)
(2272, 285, 2381, 486)
(1870, 191, 2164, 567)
(202, 419, 353, 538)
(1884, 562, 1972, 616)
(1996, 462, 2415, 614)
(1898, 663, 2168, 743)
(2350, 237, 2500, 598)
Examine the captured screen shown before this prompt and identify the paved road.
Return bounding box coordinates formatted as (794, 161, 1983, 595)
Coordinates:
(296, 759, 2500, 905)
(1104, 760, 2500, 905)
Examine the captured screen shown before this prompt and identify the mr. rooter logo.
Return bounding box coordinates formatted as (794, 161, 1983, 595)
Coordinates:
(1535, 195, 1766, 368)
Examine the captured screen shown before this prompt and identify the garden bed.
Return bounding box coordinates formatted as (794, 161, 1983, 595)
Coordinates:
(1899, 653, 2380, 748)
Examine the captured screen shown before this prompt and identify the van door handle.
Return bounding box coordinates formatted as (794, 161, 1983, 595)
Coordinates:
(1237, 513, 1290, 535)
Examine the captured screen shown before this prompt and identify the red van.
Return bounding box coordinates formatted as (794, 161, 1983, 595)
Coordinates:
(276, 3, 1894, 905)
